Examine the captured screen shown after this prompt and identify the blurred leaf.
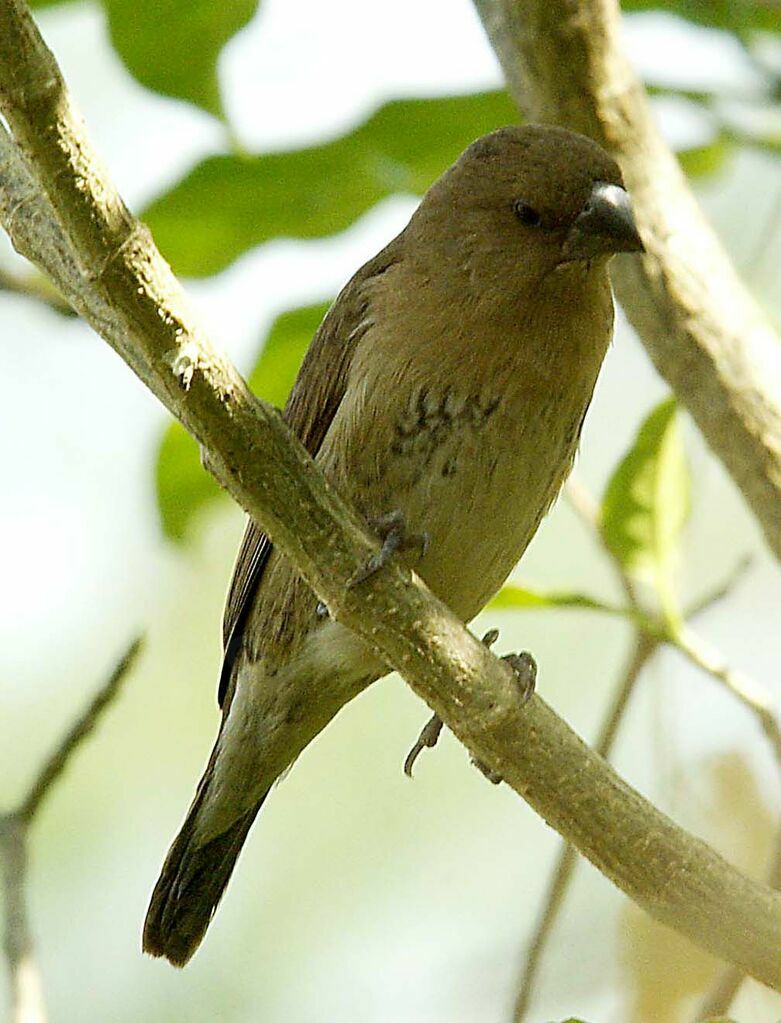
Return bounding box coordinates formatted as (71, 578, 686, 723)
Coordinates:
(101, 0, 259, 118)
(737, 126, 781, 157)
(143, 90, 519, 277)
(491, 584, 628, 617)
(600, 397, 690, 623)
(622, 0, 780, 36)
(247, 300, 330, 404)
(492, 586, 668, 639)
(156, 301, 328, 541)
(156, 419, 214, 543)
(678, 134, 734, 177)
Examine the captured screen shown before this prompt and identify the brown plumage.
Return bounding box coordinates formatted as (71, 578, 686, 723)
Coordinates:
(143, 124, 643, 966)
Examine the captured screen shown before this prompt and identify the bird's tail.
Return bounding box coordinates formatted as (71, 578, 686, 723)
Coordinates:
(143, 772, 267, 967)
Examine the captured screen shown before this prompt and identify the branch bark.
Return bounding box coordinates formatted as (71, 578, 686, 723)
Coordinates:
(2, 0, 781, 994)
(473, 0, 781, 562)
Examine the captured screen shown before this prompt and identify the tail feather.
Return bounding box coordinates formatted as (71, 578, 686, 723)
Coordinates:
(143, 784, 266, 967)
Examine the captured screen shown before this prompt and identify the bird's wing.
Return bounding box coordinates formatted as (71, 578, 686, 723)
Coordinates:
(217, 244, 399, 707)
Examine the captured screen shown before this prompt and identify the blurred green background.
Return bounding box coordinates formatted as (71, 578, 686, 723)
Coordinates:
(2, 0, 781, 1020)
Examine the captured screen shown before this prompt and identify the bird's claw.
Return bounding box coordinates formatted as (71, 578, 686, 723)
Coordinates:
(470, 646, 537, 786)
(502, 651, 537, 704)
(404, 713, 443, 778)
(349, 510, 429, 587)
(402, 628, 510, 778)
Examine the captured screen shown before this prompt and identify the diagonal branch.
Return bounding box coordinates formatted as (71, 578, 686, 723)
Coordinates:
(0, 266, 74, 314)
(1, 638, 142, 1023)
(0, 817, 44, 1023)
(695, 821, 781, 1021)
(17, 638, 143, 823)
(3, 0, 781, 993)
(513, 629, 658, 1021)
(472, 0, 781, 563)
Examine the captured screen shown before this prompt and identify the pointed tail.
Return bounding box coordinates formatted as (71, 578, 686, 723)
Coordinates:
(143, 777, 267, 967)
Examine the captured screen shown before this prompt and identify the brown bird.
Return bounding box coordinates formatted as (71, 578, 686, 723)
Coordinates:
(143, 124, 643, 966)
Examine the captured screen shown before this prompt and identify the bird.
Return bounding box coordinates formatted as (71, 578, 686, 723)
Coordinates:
(143, 123, 644, 966)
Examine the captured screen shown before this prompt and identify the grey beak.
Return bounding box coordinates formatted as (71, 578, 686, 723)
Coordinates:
(562, 181, 644, 262)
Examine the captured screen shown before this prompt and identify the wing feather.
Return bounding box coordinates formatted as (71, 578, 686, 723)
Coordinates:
(217, 244, 399, 706)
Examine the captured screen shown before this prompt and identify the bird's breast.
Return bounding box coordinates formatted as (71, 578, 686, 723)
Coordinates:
(320, 277, 613, 621)
(325, 372, 594, 622)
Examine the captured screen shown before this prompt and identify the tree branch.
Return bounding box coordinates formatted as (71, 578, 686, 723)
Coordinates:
(472, 0, 781, 563)
(0, 266, 74, 315)
(0, 817, 44, 1023)
(513, 629, 658, 1021)
(696, 822, 781, 1021)
(17, 638, 143, 823)
(3, 0, 781, 993)
(1, 638, 141, 1023)
(516, 475, 780, 1016)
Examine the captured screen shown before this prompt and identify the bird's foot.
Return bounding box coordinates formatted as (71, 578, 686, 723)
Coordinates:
(502, 651, 537, 704)
(404, 713, 443, 778)
(470, 648, 537, 785)
(403, 629, 502, 778)
(349, 510, 429, 587)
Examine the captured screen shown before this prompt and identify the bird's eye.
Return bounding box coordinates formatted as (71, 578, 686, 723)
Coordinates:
(513, 201, 542, 227)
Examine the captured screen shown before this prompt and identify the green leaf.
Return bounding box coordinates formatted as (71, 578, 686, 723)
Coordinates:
(143, 90, 519, 277)
(600, 397, 690, 623)
(621, 0, 780, 36)
(490, 585, 628, 617)
(677, 135, 734, 178)
(247, 301, 330, 405)
(491, 586, 667, 640)
(156, 301, 329, 541)
(155, 413, 216, 543)
(101, 0, 259, 118)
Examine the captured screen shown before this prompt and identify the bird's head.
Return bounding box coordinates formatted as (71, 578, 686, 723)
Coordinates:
(407, 124, 643, 295)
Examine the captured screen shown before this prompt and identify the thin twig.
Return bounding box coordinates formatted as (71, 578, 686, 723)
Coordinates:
(568, 477, 781, 770)
(0, 816, 45, 1023)
(695, 821, 781, 1021)
(17, 637, 143, 823)
(512, 478, 656, 1020)
(566, 477, 637, 608)
(677, 626, 781, 767)
(513, 629, 658, 1021)
(1, 637, 143, 1023)
(519, 481, 778, 1019)
(674, 623, 781, 1011)
(685, 556, 753, 622)
(568, 472, 781, 1021)
(0, 266, 74, 316)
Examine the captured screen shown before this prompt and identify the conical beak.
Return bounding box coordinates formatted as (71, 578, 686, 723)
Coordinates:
(562, 181, 644, 262)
